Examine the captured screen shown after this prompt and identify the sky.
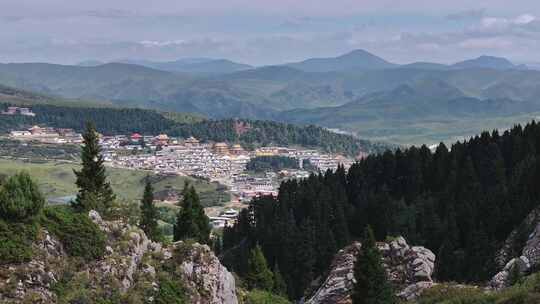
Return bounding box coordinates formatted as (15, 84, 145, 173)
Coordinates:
(1, 0, 540, 65)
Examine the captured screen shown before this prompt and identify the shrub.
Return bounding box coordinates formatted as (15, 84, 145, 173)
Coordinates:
(0, 219, 39, 264)
(41, 207, 106, 261)
(154, 274, 188, 304)
(244, 290, 291, 304)
(0, 172, 44, 221)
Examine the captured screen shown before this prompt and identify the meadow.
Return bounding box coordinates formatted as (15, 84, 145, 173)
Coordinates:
(0, 158, 229, 207)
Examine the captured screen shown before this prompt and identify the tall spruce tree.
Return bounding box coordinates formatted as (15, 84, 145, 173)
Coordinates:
(245, 245, 274, 291)
(352, 226, 395, 304)
(73, 121, 115, 213)
(173, 182, 210, 244)
(140, 178, 160, 241)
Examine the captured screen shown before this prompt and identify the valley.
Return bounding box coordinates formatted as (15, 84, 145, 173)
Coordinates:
(5, 2, 540, 303)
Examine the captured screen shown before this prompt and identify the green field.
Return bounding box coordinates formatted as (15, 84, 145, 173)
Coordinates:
(0, 158, 229, 207)
(346, 112, 540, 147)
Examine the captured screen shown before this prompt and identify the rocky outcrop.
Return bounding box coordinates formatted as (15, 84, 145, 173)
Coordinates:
(491, 220, 540, 289)
(1, 210, 238, 304)
(168, 242, 238, 304)
(494, 206, 540, 269)
(305, 236, 436, 304)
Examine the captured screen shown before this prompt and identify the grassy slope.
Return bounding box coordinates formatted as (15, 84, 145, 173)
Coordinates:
(415, 273, 540, 304)
(344, 112, 540, 146)
(0, 158, 229, 207)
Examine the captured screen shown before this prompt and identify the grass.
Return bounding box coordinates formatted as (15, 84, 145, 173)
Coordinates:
(0, 158, 229, 207)
(415, 273, 540, 304)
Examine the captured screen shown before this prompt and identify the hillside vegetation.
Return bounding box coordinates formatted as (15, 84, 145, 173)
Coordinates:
(0, 101, 387, 155)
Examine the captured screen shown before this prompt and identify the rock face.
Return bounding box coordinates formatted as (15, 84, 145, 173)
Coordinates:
(491, 220, 540, 289)
(495, 207, 540, 269)
(305, 236, 436, 304)
(0, 210, 238, 304)
(169, 242, 238, 304)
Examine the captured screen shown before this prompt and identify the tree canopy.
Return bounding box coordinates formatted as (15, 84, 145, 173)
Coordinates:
(72, 121, 115, 213)
(173, 183, 210, 244)
(352, 226, 395, 304)
(140, 178, 161, 241)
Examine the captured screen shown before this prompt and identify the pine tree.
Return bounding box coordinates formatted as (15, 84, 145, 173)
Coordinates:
(245, 245, 274, 291)
(140, 178, 160, 241)
(352, 226, 395, 304)
(0, 172, 44, 221)
(173, 182, 210, 244)
(73, 121, 115, 213)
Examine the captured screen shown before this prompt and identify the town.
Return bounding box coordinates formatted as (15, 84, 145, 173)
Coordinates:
(99, 133, 354, 202)
(7, 125, 355, 227)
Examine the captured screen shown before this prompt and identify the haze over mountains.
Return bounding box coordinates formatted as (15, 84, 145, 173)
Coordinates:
(3, 49, 540, 144)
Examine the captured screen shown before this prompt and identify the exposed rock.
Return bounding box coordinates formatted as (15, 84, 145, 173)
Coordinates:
(495, 207, 540, 269)
(305, 236, 436, 304)
(523, 222, 540, 266)
(491, 219, 540, 289)
(172, 241, 238, 304)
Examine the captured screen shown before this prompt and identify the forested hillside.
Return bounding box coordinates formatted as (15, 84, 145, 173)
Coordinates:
(223, 120, 540, 300)
(0, 102, 388, 155)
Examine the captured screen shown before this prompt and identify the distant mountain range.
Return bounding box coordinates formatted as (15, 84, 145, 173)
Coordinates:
(76, 51, 527, 75)
(78, 58, 252, 75)
(3, 49, 540, 144)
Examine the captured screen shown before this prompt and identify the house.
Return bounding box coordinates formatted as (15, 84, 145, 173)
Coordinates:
(130, 133, 143, 142)
(154, 134, 169, 146)
(213, 142, 229, 155)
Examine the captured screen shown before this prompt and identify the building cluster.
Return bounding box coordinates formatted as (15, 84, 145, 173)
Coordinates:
(104, 135, 354, 204)
(209, 209, 239, 228)
(253, 146, 354, 172)
(230, 173, 278, 202)
(9, 126, 82, 144)
(1, 106, 36, 116)
(106, 136, 251, 182)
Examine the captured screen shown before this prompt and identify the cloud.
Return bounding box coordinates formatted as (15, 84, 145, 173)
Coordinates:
(81, 9, 139, 19)
(480, 14, 537, 29)
(139, 40, 186, 47)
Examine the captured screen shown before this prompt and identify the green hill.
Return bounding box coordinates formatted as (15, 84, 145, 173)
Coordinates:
(280, 80, 540, 144)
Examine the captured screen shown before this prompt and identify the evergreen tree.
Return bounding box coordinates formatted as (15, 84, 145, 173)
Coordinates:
(73, 121, 115, 213)
(140, 178, 160, 241)
(245, 245, 274, 291)
(173, 183, 210, 244)
(273, 263, 288, 296)
(352, 226, 395, 304)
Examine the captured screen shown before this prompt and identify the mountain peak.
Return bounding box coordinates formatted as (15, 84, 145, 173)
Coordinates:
(339, 49, 377, 58)
(286, 49, 395, 72)
(452, 55, 516, 70)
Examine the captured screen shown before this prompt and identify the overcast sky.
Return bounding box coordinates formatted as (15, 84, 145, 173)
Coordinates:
(1, 0, 540, 65)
